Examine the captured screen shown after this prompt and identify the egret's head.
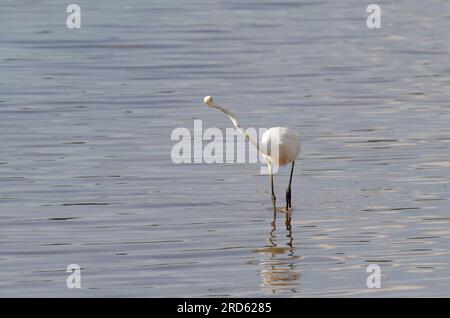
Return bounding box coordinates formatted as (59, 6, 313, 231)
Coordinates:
(203, 95, 214, 106)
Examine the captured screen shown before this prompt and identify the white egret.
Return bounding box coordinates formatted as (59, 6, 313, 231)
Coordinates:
(203, 96, 301, 214)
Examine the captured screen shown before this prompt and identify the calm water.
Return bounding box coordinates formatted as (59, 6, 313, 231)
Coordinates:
(1, 0, 450, 297)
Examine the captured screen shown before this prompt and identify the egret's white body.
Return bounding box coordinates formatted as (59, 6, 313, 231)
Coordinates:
(203, 95, 301, 213)
(261, 127, 300, 167)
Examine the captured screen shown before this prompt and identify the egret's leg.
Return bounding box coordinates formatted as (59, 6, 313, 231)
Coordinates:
(285, 161, 295, 210)
(269, 163, 276, 215)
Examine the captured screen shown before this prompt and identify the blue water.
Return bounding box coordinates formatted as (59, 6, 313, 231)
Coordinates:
(1, 0, 450, 296)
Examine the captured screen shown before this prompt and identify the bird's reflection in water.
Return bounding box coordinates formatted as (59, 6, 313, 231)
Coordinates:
(256, 212, 300, 294)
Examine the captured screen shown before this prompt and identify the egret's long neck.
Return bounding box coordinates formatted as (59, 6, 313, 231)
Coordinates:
(210, 103, 263, 154)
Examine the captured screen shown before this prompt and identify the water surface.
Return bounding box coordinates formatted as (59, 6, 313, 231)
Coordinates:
(1, 0, 450, 297)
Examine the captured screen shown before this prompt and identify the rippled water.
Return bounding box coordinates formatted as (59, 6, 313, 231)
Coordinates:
(1, 0, 450, 297)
